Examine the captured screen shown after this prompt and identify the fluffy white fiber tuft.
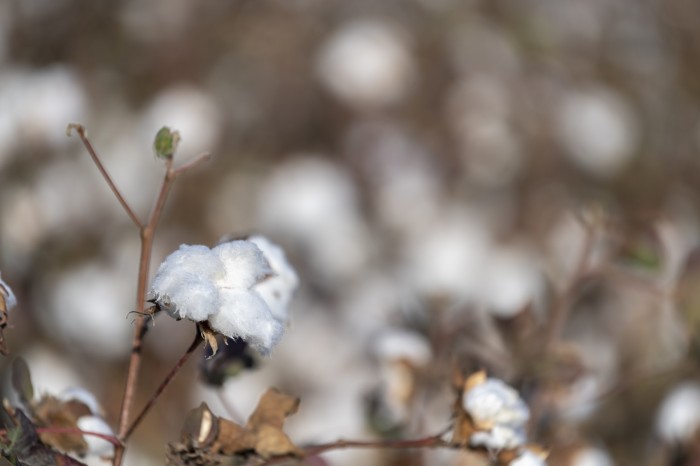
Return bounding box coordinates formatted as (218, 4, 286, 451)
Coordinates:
(149, 237, 297, 355)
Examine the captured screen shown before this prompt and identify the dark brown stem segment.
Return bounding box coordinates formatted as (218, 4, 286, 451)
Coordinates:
(123, 331, 204, 441)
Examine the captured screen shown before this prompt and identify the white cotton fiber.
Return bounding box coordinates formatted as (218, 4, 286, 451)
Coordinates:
(149, 237, 297, 355)
(208, 289, 285, 356)
(213, 241, 271, 289)
(249, 235, 299, 323)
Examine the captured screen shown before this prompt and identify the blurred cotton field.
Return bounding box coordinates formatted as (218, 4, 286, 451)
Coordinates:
(2, 1, 700, 465)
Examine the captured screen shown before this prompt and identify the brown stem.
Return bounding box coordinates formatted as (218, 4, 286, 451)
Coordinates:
(253, 434, 452, 466)
(303, 434, 450, 456)
(123, 331, 203, 441)
(67, 124, 143, 229)
(65, 131, 210, 466)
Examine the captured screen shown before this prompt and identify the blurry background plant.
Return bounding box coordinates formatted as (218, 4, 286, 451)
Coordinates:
(1, 0, 700, 465)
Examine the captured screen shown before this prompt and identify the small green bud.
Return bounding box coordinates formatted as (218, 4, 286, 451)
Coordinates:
(153, 126, 180, 159)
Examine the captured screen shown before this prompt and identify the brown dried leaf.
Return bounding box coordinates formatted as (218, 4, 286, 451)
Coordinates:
(181, 388, 302, 460)
(33, 395, 88, 455)
(246, 388, 300, 431)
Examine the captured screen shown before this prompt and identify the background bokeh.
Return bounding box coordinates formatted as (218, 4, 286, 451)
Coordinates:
(2, 0, 700, 465)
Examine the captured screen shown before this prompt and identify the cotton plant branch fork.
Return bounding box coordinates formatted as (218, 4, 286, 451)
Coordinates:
(67, 124, 210, 466)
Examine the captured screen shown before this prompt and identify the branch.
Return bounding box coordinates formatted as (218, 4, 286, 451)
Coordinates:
(123, 331, 203, 441)
(66, 124, 143, 229)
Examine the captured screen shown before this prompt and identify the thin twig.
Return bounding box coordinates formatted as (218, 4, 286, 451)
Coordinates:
(174, 152, 211, 176)
(66, 124, 143, 229)
(123, 330, 203, 441)
(253, 434, 452, 466)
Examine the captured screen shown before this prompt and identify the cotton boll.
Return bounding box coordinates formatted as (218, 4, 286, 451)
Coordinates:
(208, 289, 284, 356)
(571, 447, 613, 466)
(656, 382, 700, 443)
(156, 272, 221, 321)
(149, 244, 225, 320)
(257, 156, 370, 282)
(403, 208, 491, 300)
(0, 66, 86, 155)
(213, 241, 271, 290)
(317, 20, 415, 109)
(511, 449, 547, 466)
(20, 345, 84, 397)
(39, 262, 133, 359)
(76, 415, 114, 457)
(479, 246, 542, 318)
(470, 425, 527, 450)
(373, 328, 432, 367)
(556, 88, 638, 179)
(464, 378, 530, 428)
(248, 235, 299, 323)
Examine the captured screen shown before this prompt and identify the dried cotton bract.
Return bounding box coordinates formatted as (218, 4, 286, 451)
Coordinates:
(0, 273, 17, 311)
(149, 237, 298, 356)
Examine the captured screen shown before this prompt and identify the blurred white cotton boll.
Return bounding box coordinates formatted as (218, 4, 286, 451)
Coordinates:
(257, 156, 371, 282)
(571, 447, 614, 466)
(479, 246, 542, 318)
(373, 328, 432, 367)
(140, 86, 222, 159)
(20, 345, 84, 397)
(0, 66, 86, 157)
(403, 207, 491, 300)
(656, 382, 700, 443)
(556, 88, 638, 178)
(344, 121, 444, 232)
(511, 450, 547, 466)
(316, 20, 415, 108)
(77, 416, 114, 457)
(40, 262, 133, 359)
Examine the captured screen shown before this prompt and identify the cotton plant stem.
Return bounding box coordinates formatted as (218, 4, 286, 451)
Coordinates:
(253, 434, 452, 466)
(123, 332, 203, 441)
(67, 124, 143, 229)
(70, 124, 210, 466)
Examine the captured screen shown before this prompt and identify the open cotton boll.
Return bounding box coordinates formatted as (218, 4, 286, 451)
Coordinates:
(248, 235, 299, 323)
(213, 240, 272, 290)
(373, 328, 432, 367)
(464, 378, 530, 428)
(208, 289, 285, 356)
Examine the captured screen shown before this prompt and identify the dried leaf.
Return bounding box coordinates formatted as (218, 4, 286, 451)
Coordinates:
(11, 358, 34, 406)
(246, 388, 300, 431)
(7, 409, 86, 466)
(33, 396, 87, 455)
(180, 388, 302, 460)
